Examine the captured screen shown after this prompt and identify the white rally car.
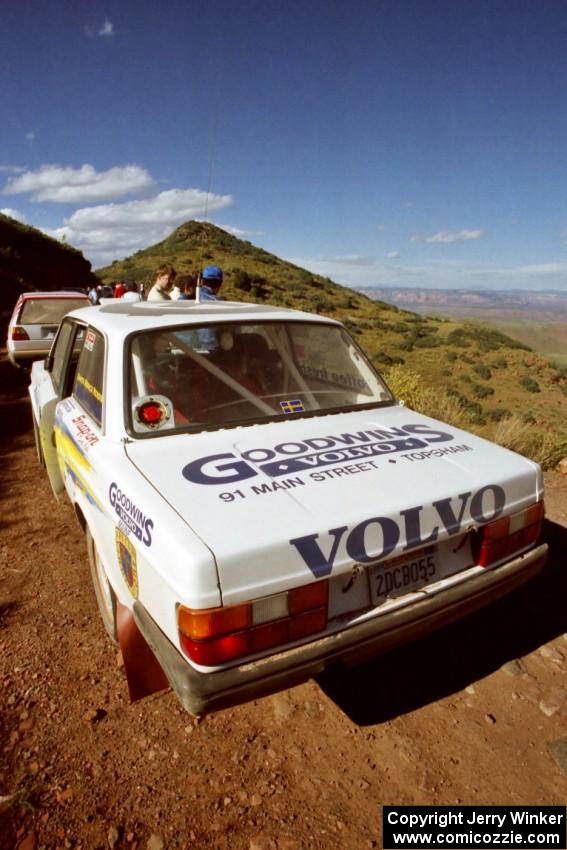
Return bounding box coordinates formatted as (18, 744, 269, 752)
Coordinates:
(29, 299, 548, 715)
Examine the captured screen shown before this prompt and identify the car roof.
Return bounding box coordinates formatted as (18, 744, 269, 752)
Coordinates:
(18, 291, 89, 300)
(65, 299, 343, 334)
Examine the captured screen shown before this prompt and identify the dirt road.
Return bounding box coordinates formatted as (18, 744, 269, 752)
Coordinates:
(1, 365, 567, 850)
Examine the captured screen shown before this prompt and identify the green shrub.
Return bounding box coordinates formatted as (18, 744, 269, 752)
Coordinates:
(373, 352, 405, 367)
(519, 376, 540, 393)
(312, 297, 332, 313)
(472, 383, 494, 399)
(233, 269, 252, 292)
(473, 363, 492, 380)
(446, 329, 471, 348)
(486, 407, 509, 422)
(384, 365, 472, 429)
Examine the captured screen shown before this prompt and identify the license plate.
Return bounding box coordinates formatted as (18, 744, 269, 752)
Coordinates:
(370, 546, 438, 604)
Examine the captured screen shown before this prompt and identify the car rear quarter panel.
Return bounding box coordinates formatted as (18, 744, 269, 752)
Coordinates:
(54, 398, 222, 651)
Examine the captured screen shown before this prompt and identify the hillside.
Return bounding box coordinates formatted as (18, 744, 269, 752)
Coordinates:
(97, 221, 567, 462)
(1, 216, 565, 463)
(359, 286, 567, 368)
(0, 213, 98, 314)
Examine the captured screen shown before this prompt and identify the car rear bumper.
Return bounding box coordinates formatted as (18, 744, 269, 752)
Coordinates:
(7, 346, 49, 365)
(134, 543, 548, 716)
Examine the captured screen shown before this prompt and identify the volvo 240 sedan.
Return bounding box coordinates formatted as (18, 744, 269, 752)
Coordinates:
(29, 299, 548, 715)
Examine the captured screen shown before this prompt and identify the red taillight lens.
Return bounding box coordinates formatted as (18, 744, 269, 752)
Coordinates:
(289, 580, 328, 614)
(178, 581, 329, 666)
(476, 501, 544, 567)
(11, 326, 29, 341)
(181, 630, 251, 666)
(289, 608, 327, 640)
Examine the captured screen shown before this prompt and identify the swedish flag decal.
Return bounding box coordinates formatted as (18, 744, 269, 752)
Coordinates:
(279, 399, 304, 414)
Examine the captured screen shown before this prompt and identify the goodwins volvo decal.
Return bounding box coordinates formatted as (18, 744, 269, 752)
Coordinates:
(109, 482, 154, 547)
(183, 423, 456, 486)
(290, 484, 506, 578)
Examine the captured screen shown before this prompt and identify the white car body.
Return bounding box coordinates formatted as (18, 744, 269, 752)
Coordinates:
(7, 290, 90, 366)
(29, 300, 548, 715)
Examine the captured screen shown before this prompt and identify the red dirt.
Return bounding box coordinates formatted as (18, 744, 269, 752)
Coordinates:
(1, 362, 567, 850)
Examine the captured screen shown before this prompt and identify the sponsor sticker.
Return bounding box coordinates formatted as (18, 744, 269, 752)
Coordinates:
(115, 528, 138, 597)
(71, 414, 99, 449)
(85, 329, 97, 352)
(109, 482, 154, 547)
(182, 423, 459, 486)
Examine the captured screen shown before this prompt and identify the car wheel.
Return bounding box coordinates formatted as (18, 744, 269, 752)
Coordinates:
(32, 415, 45, 467)
(86, 528, 118, 644)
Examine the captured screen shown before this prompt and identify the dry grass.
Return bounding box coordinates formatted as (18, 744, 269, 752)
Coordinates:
(386, 366, 567, 470)
(384, 364, 472, 430)
(491, 414, 567, 470)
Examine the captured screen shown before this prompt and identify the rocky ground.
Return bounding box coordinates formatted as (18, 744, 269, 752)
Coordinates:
(1, 362, 567, 850)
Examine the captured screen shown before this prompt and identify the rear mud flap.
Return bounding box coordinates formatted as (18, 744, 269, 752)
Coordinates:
(116, 600, 170, 702)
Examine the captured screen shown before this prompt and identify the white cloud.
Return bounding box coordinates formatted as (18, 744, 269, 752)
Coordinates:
(99, 19, 114, 37)
(217, 224, 264, 238)
(515, 262, 567, 276)
(43, 188, 233, 266)
(84, 19, 115, 38)
(386, 251, 400, 259)
(411, 229, 484, 244)
(0, 165, 26, 174)
(4, 163, 154, 203)
(0, 207, 26, 222)
(25, 131, 36, 144)
(322, 254, 375, 266)
(289, 254, 567, 291)
(66, 188, 231, 228)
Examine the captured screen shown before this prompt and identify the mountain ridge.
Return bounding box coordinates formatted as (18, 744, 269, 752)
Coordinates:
(2, 217, 566, 459)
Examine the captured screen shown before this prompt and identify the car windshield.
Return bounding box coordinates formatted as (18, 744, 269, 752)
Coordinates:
(19, 298, 87, 325)
(128, 321, 394, 433)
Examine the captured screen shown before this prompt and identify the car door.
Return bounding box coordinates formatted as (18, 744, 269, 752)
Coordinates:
(36, 319, 86, 496)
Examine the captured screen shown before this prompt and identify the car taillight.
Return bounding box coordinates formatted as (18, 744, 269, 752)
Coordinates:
(178, 581, 329, 666)
(11, 326, 29, 341)
(475, 500, 544, 567)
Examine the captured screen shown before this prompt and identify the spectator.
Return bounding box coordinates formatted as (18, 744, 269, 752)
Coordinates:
(114, 280, 126, 299)
(177, 274, 197, 300)
(88, 284, 99, 305)
(121, 281, 142, 302)
(147, 265, 177, 302)
(199, 265, 223, 301)
(98, 285, 115, 305)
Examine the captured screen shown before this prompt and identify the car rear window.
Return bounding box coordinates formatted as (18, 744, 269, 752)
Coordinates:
(19, 298, 88, 325)
(128, 320, 394, 434)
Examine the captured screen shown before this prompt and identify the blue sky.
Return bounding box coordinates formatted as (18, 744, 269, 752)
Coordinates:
(2, 0, 567, 290)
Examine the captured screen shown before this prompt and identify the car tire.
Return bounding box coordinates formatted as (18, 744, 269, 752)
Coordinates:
(32, 416, 45, 467)
(86, 528, 118, 645)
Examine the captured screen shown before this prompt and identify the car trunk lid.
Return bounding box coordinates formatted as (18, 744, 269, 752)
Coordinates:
(125, 406, 543, 606)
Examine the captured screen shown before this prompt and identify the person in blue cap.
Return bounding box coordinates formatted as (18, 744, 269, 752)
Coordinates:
(200, 265, 223, 301)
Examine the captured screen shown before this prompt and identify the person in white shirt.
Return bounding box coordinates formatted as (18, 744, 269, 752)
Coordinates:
(147, 265, 177, 301)
(121, 281, 142, 302)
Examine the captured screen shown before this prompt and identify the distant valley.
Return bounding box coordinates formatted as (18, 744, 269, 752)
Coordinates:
(358, 287, 567, 367)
